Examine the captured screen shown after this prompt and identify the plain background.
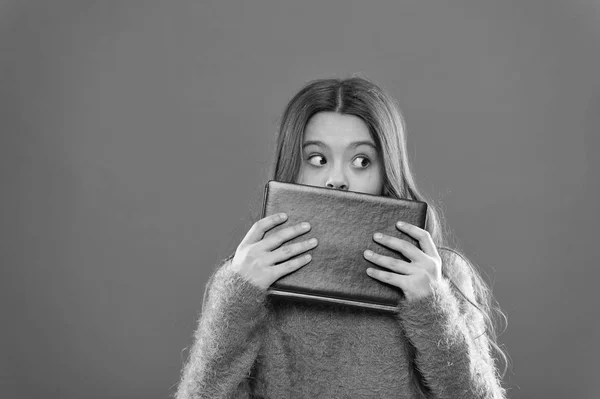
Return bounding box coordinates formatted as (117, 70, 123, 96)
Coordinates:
(1, 1, 598, 398)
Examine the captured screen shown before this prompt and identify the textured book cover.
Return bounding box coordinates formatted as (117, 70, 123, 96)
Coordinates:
(261, 180, 428, 312)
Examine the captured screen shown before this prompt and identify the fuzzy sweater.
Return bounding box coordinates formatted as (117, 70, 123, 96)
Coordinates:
(175, 247, 506, 398)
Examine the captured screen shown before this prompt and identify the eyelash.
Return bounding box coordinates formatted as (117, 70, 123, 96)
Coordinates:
(306, 154, 372, 168)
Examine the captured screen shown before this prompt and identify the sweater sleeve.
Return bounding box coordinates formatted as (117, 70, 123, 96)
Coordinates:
(396, 249, 507, 399)
(175, 259, 270, 399)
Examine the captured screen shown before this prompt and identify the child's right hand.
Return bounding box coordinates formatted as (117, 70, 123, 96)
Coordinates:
(230, 213, 318, 291)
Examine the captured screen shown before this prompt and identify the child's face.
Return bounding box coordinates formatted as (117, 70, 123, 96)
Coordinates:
(296, 111, 384, 195)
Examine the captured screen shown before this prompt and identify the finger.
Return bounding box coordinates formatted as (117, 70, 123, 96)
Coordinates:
(268, 237, 318, 265)
(372, 232, 424, 262)
(258, 221, 311, 252)
(363, 249, 416, 275)
(395, 221, 438, 258)
(240, 213, 288, 247)
(366, 267, 409, 291)
(271, 253, 313, 280)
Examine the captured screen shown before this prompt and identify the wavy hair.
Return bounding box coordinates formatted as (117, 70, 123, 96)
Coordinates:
(211, 75, 508, 396)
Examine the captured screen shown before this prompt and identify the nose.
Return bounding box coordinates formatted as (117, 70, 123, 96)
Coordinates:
(325, 174, 348, 191)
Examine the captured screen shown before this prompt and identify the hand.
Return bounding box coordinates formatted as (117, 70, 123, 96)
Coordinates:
(230, 213, 318, 291)
(363, 221, 442, 302)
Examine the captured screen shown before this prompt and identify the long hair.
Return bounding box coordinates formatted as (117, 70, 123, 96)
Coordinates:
(209, 75, 508, 396)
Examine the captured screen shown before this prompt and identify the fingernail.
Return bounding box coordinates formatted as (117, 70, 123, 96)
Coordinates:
(373, 233, 383, 239)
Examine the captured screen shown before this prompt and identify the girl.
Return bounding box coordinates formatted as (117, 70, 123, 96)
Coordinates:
(175, 76, 508, 398)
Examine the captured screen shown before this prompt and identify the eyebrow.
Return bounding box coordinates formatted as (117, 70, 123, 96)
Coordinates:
(302, 140, 377, 151)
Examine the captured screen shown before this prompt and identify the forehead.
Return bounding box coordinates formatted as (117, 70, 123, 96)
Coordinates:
(304, 112, 372, 143)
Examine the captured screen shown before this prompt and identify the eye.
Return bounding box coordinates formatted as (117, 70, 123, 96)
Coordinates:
(352, 156, 371, 168)
(307, 154, 326, 166)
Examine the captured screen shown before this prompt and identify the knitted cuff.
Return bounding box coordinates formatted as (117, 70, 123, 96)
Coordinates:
(204, 263, 270, 322)
(395, 277, 462, 342)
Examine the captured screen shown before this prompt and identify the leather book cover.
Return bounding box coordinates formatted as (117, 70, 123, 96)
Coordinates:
(261, 180, 428, 313)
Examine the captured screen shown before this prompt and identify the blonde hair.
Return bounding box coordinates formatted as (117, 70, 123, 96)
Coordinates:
(211, 75, 508, 396)
(270, 75, 508, 395)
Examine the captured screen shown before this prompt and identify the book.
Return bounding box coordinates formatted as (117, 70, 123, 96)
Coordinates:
(261, 180, 428, 312)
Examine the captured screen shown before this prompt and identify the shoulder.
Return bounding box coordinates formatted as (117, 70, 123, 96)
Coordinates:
(438, 246, 471, 280)
(438, 246, 476, 302)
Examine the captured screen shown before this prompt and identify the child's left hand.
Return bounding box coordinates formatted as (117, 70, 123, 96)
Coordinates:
(363, 221, 443, 302)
